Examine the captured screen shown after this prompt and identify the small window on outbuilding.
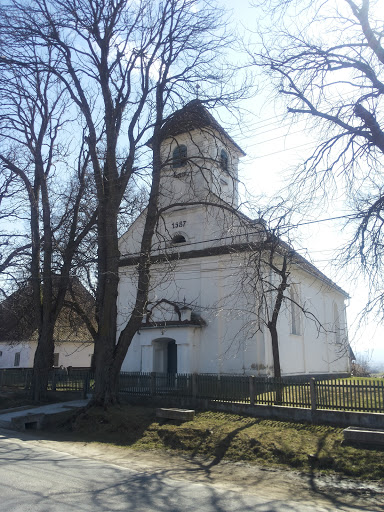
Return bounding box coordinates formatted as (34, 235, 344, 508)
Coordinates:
(172, 145, 187, 168)
(53, 353, 59, 367)
(220, 149, 229, 172)
(171, 234, 186, 244)
(14, 352, 20, 367)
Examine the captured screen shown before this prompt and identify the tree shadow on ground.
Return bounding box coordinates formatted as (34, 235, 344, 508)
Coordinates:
(303, 431, 384, 511)
(42, 402, 158, 447)
(3, 399, 384, 511)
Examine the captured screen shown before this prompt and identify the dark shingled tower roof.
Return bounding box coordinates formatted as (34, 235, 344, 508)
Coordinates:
(157, 100, 246, 156)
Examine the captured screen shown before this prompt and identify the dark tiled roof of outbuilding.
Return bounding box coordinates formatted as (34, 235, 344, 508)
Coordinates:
(157, 100, 246, 156)
(0, 278, 95, 343)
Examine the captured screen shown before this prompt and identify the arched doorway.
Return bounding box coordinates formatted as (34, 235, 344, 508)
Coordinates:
(153, 338, 177, 375)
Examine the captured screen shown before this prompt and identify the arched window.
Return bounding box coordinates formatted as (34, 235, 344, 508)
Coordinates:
(220, 149, 228, 172)
(171, 234, 186, 244)
(172, 144, 187, 168)
(290, 285, 301, 335)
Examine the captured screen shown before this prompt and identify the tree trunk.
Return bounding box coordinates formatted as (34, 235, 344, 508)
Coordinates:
(269, 322, 281, 379)
(31, 324, 55, 401)
(93, 359, 120, 406)
(268, 322, 283, 404)
(91, 189, 121, 406)
(90, 125, 163, 407)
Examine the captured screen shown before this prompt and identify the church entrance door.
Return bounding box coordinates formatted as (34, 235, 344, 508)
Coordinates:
(152, 337, 178, 382)
(167, 340, 177, 375)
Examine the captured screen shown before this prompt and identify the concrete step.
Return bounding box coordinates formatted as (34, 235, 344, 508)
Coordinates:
(0, 399, 89, 431)
(156, 408, 195, 422)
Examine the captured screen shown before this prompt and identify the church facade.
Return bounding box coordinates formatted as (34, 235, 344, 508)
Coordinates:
(117, 101, 350, 377)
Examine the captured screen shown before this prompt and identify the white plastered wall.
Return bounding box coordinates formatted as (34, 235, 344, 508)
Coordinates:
(0, 341, 94, 369)
(118, 248, 350, 376)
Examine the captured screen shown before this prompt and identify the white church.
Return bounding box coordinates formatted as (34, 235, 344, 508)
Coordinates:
(117, 100, 350, 377)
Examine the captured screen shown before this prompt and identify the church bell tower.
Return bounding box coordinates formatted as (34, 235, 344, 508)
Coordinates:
(157, 100, 245, 210)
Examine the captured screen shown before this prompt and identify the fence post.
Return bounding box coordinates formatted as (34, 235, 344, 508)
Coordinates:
(192, 373, 198, 399)
(24, 369, 29, 390)
(82, 372, 89, 399)
(51, 370, 57, 392)
(309, 378, 317, 411)
(150, 372, 156, 396)
(249, 375, 255, 406)
(217, 374, 221, 399)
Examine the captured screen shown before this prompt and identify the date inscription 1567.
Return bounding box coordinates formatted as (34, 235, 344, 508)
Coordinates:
(171, 221, 186, 229)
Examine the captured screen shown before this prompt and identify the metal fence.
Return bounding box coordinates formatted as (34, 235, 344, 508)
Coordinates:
(118, 372, 384, 413)
(1, 369, 384, 413)
(315, 378, 384, 412)
(0, 368, 93, 396)
(0, 368, 33, 388)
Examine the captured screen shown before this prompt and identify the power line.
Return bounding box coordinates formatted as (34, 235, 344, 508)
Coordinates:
(231, 118, 307, 139)
(288, 213, 354, 228)
(244, 128, 310, 150)
(120, 212, 355, 259)
(230, 113, 287, 134)
(246, 141, 317, 160)
(228, 91, 362, 140)
(134, 256, 335, 277)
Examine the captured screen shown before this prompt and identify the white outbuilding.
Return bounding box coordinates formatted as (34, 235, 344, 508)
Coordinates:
(117, 100, 350, 377)
(0, 279, 94, 370)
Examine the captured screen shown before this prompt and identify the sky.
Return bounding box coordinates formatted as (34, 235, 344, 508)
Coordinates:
(217, 0, 384, 366)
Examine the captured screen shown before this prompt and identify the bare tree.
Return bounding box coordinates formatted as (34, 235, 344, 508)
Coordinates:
(243, 232, 294, 380)
(0, 0, 244, 405)
(225, 206, 328, 381)
(0, 48, 97, 399)
(251, 0, 384, 323)
(0, 171, 29, 291)
(351, 351, 371, 376)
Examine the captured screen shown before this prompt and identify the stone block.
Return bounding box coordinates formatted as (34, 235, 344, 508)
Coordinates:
(11, 413, 46, 431)
(156, 408, 195, 421)
(343, 427, 384, 446)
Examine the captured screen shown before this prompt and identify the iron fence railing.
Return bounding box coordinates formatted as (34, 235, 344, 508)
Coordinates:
(1, 369, 383, 413)
(0, 368, 94, 396)
(195, 373, 250, 403)
(315, 378, 384, 412)
(0, 368, 33, 388)
(117, 372, 384, 413)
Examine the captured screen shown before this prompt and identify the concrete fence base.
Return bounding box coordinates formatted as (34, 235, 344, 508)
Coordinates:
(120, 394, 384, 429)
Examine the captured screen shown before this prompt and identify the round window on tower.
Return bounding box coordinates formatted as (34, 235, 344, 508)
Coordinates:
(171, 233, 187, 245)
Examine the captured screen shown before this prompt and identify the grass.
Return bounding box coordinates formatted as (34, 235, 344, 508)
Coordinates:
(43, 404, 384, 482)
(346, 376, 384, 382)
